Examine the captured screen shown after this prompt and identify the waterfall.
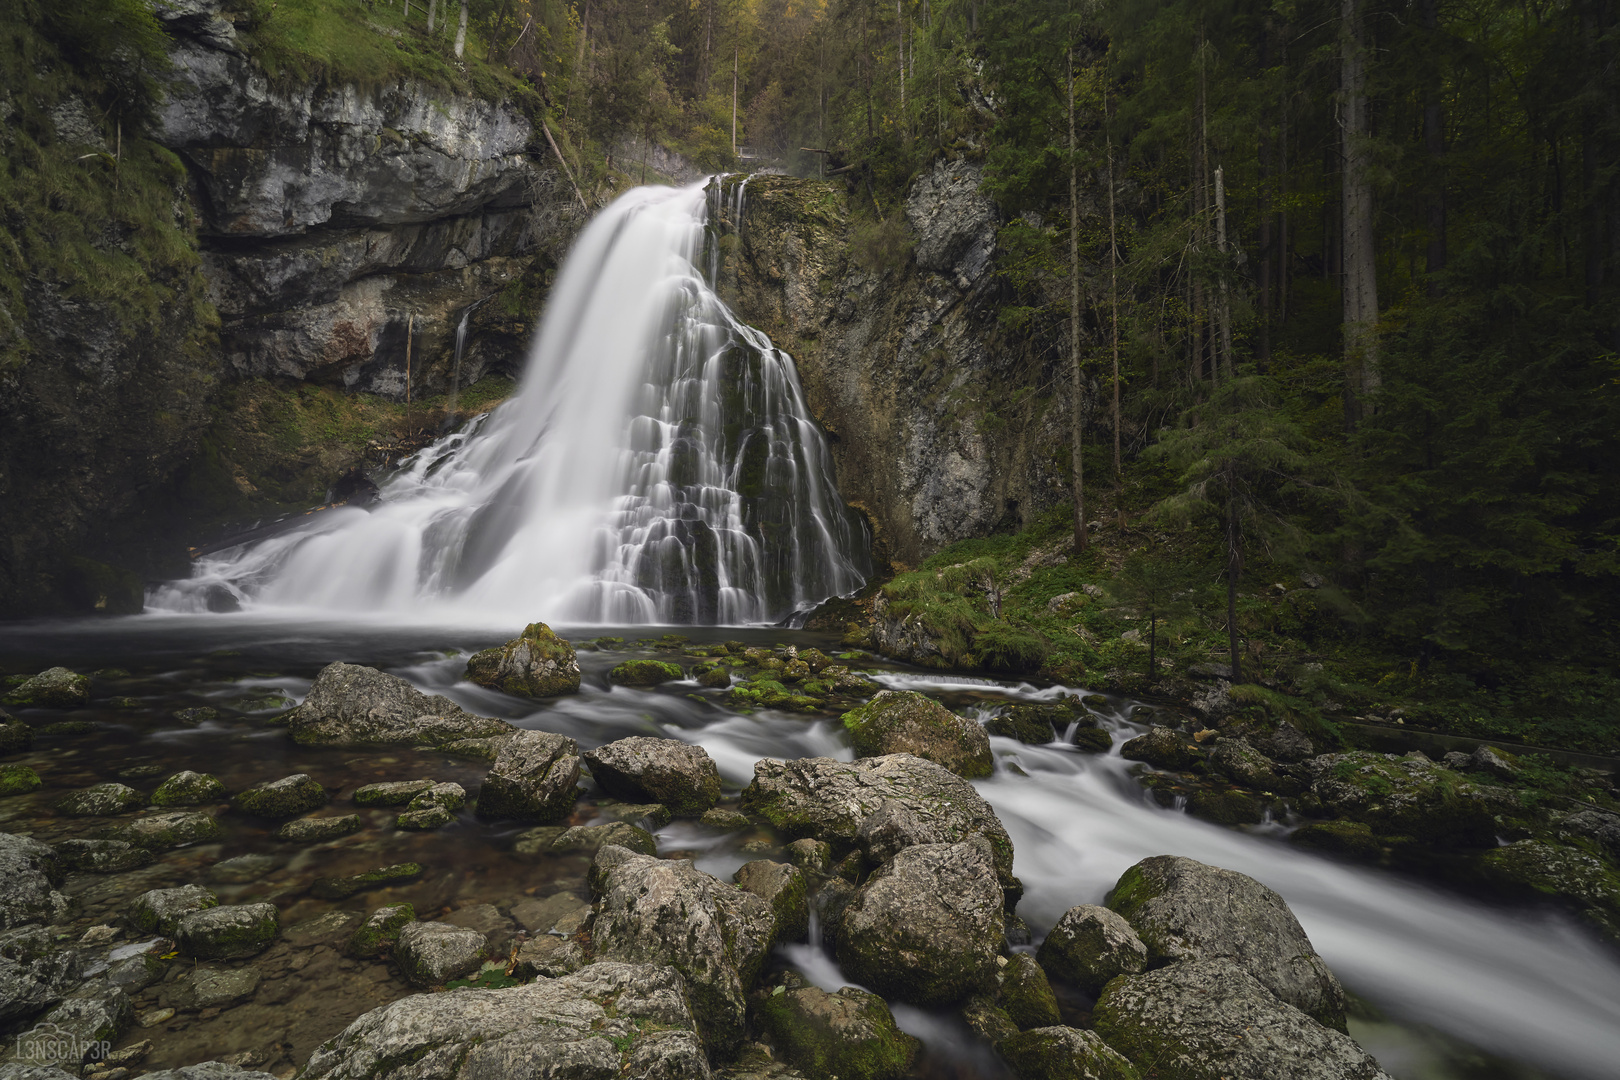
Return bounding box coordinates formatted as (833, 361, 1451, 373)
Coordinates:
(152, 181, 870, 625)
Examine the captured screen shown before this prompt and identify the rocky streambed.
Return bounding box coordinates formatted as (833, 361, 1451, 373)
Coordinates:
(0, 619, 1616, 1080)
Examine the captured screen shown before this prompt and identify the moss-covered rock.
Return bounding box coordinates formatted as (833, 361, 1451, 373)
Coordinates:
(694, 662, 734, 688)
(276, 814, 364, 842)
(0, 765, 41, 796)
(583, 736, 722, 815)
(1036, 904, 1148, 996)
(726, 677, 826, 712)
(1290, 820, 1382, 861)
(2, 667, 89, 708)
(735, 859, 810, 944)
(1120, 726, 1200, 770)
(347, 903, 417, 958)
(606, 659, 685, 686)
(131, 884, 218, 934)
(475, 730, 581, 821)
(465, 622, 582, 697)
(291, 661, 515, 748)
(151, 770, 226, 807)
(176, 902, 279, 959)
(311, 862, 425, 900)
(1476, 840, 1620, 926)
(842, 691, 993, 779)
(111, 810, 223, 849)
(54, 782, 146, 817)
(985, 701, 1086, 744)
(55, 838, 153, 873)
(998, 1026, 1140, 1080)
(1304, 751, 1497, 847)
(395, 782, 467, 830)
(1187, 788, 1264, 825)
(549, 821, 658, 855)
(233, 773, 328, 817)
(0, 714, 33, 756)
(999, 953, 1061, 1030)
(1072, 727, 1114, 753)
(749, 971, 919, 1080)
(353, 778, 437, 806)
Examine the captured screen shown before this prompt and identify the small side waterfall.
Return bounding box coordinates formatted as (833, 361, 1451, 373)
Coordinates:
(152, 181, 870, 624)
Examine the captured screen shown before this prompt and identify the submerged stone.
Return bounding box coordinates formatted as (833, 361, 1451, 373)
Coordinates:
(111, 810, 224, 850)
(56, 838, 154, 874)
(131, 885, 218, 934)
(151, 770, 226, 807)
(311, 862, 424, 900)
(275, 814, 363, 842)
(55, 783, 146, 817)
(0, 765, 41, 797)
(352, 779, 436, 807)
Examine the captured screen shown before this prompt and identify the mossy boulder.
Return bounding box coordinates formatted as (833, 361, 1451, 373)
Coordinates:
(396, 782, 466, 830)
(0, 765, 41, 797)
(726, 677, 826, 712)
(749, 971, 919, 1080)
(1072, 728, 1114, 753)
(999, 953, 1061, 1030)
(276, 814, 364, 842)
(2, 668, 89, 708)
(0, 714, 33, 756)
(151, 770, 226, 807)
(1120, 726, 1200, 770)
(291, 661, 515, 748)
(465, 622, 582, 697)
(1187, 788, 1265, 825)
(1290, 820, 1382, 861)
(735, 859, 810, 944)
(475, 730, 581, 821)
(1304, 751, 1497, 847)
(694, 662, 733, 688)
(998, 1026, 1140, 1080)
(353, 779, 437, 807)
(1475, 840, 1620, 926)
(233, 773, 328, 818)
(583, 736, 722, 815)
(985, 701, 1085, 744)
(549, 821, 657, 856)
(1208, 736, 1298, 793)
(176, 902, 280, 959)
(311, 862, 425, 900)
(347, 903, 416, 958)
(54, 783, 146, 817)
(55, 838, 153, 873)
(110, 810, 223, 849)
(1036, 904, 1149, 996)
(131, 884, 218, 934)
(841, 691, 993, 779)
(606, 659, 685, 687)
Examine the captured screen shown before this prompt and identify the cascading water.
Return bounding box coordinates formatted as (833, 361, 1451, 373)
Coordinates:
(151, 180, 869, 624)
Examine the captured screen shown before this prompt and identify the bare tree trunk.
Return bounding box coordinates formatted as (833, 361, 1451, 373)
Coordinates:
(427, 0, 438, 34)
(1069, 44, 1087, 553)
(1214, 164, 1232, 379)
(732, 44, 739, 154)
(566, 0, 590, 120)
(1258, 22, 1273, 368)
(1226, 464, 1243, 682)
(1108, 122, 1122, 481)
(897, 0, 906, 117)
(453, 0, 468, 58)
(1421, 0, 1446, 290)
(1341, 0, 1379, 430)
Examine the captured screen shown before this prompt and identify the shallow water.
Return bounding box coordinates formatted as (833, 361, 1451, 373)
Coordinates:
(1, 616, 1615, 1080)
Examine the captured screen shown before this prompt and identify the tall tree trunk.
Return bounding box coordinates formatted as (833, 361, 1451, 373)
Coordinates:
(1069, 44, 1087, 554)
(566, 0, 590, 120)
(1215, 164, 1233, 379)
(1279, 64, 1290, 322)
(427, 0, 438, 34)
(1421, 0, 1447, 291)
(700, 0, 715, 96)
(732, 44, 739, 154)
(453, 0, 468, 58)
(1341, 0, 1379, 430)
(1108, 122, 1122, 481)
(1226, 465, 1243, 682)
(1258, 22, 1273, 367)
(897, 0, 906, 118)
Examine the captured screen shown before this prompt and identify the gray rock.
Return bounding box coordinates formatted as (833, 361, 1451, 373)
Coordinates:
(1207, 737, 1296, 793)
(311, 863, 423, 900)
(232, 774, 327, 818)
(441, 904, 516, 951)
(0, 925, 82, 1023)
(131, 885, 218, 934)
(137, 1067, 277, 1080)
(153, 0, 241, 52)
(741, 755, 1016, 887)
(353, 779, 436, 807)
(175, 903, 279, 960)
(302, 962, 709, 1080)
(785, 838, 833, 876)
(344, 904, 416, 959)
(1107, 855, 1346, 1031)
(1256, 721, 1314, 763)
(29, 982, 133, 1067)
(1094, 959, 1392, 1080)
(590, 844, 776, 1052)
(1304, 751, 1496, 846)
(1119, 726, 1199, 771)
(583, 737, 722, 816)
(53, 839, 154, 874)
(290, 662, 514, 748)
(840, 691, 993, 779)
(0, 834, 68, 929)
(551, 822, 657, 856)
(734, 860, 809, 944)
(837, 838, 1004, 1006)
(206, 853, 281, 884)
(906, 159, 998, 285)
(475, 730, 581, 821)
(701, 807, 752, 830)
(1036, 905, 1148, 996)
(395, 782, 466, 830)
(275, 814, 363, 842)
(109, 810, 223, 850)
(465, 623, 581, 697)
(151, 771, 226, 807)
(53, 783, 145, 817)
(393, 922, 487, 987)
(749, 972, 918, 1080)
(509, 894, 591, 935)
(1561, 809, 1620, 857)
(104, 940, 166, 993)
(998, 954, 1060, 1031)
(509, 935, 588, 979)
(997, 1026, 1139, 1080)
(1468, 744, 1521, 779)
(2, 668, 89, 708)
(185, 966, 259, 1009)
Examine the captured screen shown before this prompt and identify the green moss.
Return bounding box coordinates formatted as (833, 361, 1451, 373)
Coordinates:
(347, 903, 417, 958)
(606, 659, 684, 687)
(1290, 820, 1382, 861)
(751, 979, 918, 1080)
(726, 678, 825, 713)
(0, 765, 41, 796)
(466, 622, 581, 697)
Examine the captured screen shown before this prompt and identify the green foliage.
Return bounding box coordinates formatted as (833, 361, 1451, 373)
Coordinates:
(850, 217, 915, 274)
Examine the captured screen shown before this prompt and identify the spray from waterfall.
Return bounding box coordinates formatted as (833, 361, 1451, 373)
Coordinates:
(151, 180, 870, 625)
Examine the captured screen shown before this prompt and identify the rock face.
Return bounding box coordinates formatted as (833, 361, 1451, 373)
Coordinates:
(1107, 856, 1346, 1031)
(589, 844, 776, 1052)
(741, 755, 1016, 887)
(837, 838, 1005, 1006)
(394, 922, 488, 987)
(750, 972, 918, 1080)
(475, 730, 581, 821)
(1094, 959, 1392, 1080)
(840, 691, 993, 778)
(0, 925, 82, 1023)
(583, 737, 722, 815)
(0, 833, 67, 929)
(465, 623, 582, 697)
(303, 962, 710, 1080)
(1036, 905, 1148, 996)
(292, 662, 514, 748)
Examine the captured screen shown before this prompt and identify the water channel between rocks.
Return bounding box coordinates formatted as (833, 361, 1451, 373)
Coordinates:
(1, 617, 1617, 1080)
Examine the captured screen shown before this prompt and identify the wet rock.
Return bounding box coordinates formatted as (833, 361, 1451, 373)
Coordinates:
(750, 971, 918, 1080)
(175, 903, 279, 959)
(1107, 855, 1346, 1031)
(1560, 809, 1620, 857)
(55, 839, 154, 874)
(0, 833, 68, 929)
(54, 783, 146, 817)
(185, 966, 259, 1009)
(1072, 728, 1114, 753)
(138, 1063, 281, 1080)
(436, 736, 513, 761)
(303, 962, 710, 1080)
(1094, 958, 1392, 1080)
(283, 910, 364, 947)
(590, 844, 776, 1052)
(841, 691, 993, 779)
(1475, 840, 1620, 925)
(741, 754, 1016, 887)
(0, 925, 82, 1023)
(394, 921, 488, 987)
(110, 810, 223, 850)
(509, 935, 589, 979)
(311, 862, 423, 900)
(584, 737, 722, 815)
(3, 667, 89, 708)
(1256, 721, 1314, 763)
(1468, 744, 1521, 780)
(734, 860, 809, 944)
(1119, 726, 1199, 771)
(291, 661, 514, 748)
(985, 701, 1086, 745)
(105, 941, 166, 994)
(1305, 751, 1496, 847)
(346, 904, 416, 958)
(352, 779, 436, 807)
(30, 982, 133, 1067)
(999, 953, 1060, 1030)
(1290, 820, 1382, 861)
(172, 706, 219, 725)
(206, 853, 281, 884)
(475, 730, 582, 821)
(1036, 905, 1148, 996)
(510, 893, 590, 935)
(396, 782, 466, 830)
(997, 1026, 1139, 1080)
(551, 821, 657, 856)
(151, 771, 226, 807)
(131, 884, 217, 934)
(275, 814, 363, 842)
(702, 807, 752, 830)
(442, 904, 516, 953)
(593, 800, 674, 827)
(607, 659, 685, 686)
(0, 713, 32, 756)
(962, 994, 1019, 1045)
(465, 622, 582, 697)
(0, 765, 40, 797)
(1207, 737, 1297, 793)
(695, 663, 733, 688)
(785, 838, 833, 876)
(232, 774, 327, 818)
(837, 837, 1004, 1006)
(1186, 788, 1264, 825)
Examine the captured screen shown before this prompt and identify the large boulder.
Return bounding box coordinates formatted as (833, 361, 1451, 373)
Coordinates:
(1119, 726, 1199, 771)
(131, 884, 218, 934)
(1094, 959, 1392, 1080)
(475, 730, 581, 821)
(0, 833, 67, 929)
(1036, 904, 1148, 996)
(175, 903, 279, 960)
(733, 860, 809, 944)
(0, 925, 81, 1023)
(836, 837, 1004, 1006)
(998, 1027, 1140, 1080)
(54, 783, 145, 817)
(108, 810, 223, 849)
(1475, 840, 1620, 928)
(465, 622, 582, 697)
(583, 737, 722, 816)
(152, 770, 226, 806)
(233, 773, 327, 817)
(984, 701, 1086, 745)
(1207, 737, 1297, 794)
(740, 755, 1016, 887)
(290, 661, 515, 748)
(394, 921, 488, 987)
(998, 953, 1060, 1030)
(840, 691, 993, 779)
(1107, 856, 1346, 1031)
(303, 962, 710, 1080)
(589, 844, 776, 1052)
(1304, 751, 1496, 846)
(749, 971, 918, 1080)
(2, 667, 89, 708)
